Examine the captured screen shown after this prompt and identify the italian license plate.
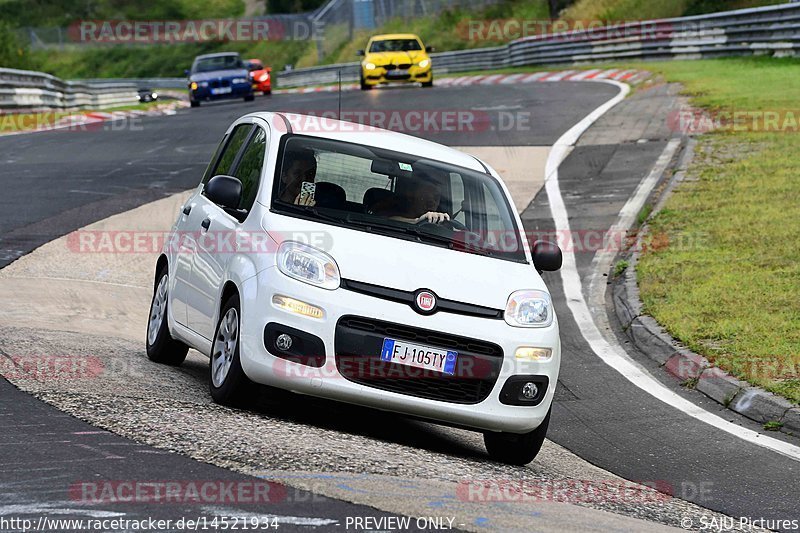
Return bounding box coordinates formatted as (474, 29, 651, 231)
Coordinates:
(211, 87, 232, 95)
(380, 338, 457, 375)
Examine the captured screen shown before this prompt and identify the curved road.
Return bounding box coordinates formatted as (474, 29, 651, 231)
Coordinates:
(1, 81, 798, 530)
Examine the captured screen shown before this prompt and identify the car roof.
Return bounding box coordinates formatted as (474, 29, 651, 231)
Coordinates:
(247, 112, 484, 173)
(194, 52, 241, 60)
(369, 33, 422, 41)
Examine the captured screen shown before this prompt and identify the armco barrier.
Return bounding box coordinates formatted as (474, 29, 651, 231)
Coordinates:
(0, 68, 139, 111)
(273, 1, 800, 87)
(6, 1, 799, 97)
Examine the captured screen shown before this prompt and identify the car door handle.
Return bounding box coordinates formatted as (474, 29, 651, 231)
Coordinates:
(182, 205, 191, 215)
(200, 218, 211, 230)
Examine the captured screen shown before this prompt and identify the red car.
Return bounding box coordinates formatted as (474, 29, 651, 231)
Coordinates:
(246, 59, 271, 95)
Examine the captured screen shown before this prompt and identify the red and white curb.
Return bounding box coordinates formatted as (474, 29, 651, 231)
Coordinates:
(0, 100, 189, 137)
(274, 68, 650, 94)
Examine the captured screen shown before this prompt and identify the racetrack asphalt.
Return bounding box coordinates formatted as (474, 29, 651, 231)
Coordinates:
(1, 80, 798, 531)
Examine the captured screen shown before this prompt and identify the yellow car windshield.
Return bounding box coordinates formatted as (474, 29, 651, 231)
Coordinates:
(369, 39, 422, 53)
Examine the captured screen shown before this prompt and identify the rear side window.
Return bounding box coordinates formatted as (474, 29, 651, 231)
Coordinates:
(232, 126, 267, 212)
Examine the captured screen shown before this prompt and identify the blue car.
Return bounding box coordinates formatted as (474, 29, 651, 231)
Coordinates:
(187, 53, 254, 107)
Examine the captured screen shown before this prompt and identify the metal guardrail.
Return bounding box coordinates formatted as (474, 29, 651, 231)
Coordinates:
(274, 1, 800, 87)
(0, 68, 139, 111)
(7, 1, 800, 102)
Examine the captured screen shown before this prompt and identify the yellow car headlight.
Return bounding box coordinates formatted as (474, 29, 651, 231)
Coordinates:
(418, 58, 430, 68)
(364, 62, 376, 70)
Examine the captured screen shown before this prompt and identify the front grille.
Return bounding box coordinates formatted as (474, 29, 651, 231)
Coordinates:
(209, 79, 231, 88)
(335, 316, 503, 404)
(385, 63, 412, 70)
(340, 279, 504, 320)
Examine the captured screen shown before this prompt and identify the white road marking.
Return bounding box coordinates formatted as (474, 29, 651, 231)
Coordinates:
(545, 79, 800, 462)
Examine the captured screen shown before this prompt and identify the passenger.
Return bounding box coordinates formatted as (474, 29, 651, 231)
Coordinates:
(388, 168, 450, 224)
(279, 148, 317, 205)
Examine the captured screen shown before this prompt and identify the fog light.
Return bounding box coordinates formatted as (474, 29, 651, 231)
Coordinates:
(272, 295, 324, 319)
(514, 347, 552, 361)
(275, 334, 293, 351)
(521, 382, 538, 400)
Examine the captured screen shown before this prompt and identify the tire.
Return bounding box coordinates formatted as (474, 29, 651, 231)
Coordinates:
(421, 75, 433, 88)
(244, 94, 255, 102)
(146, 265, 189, 366)
(360, 74, 371, 91)
(209, 293, 253, 406)
(484, 408, 551, 465)
(190, 100, 200, 108)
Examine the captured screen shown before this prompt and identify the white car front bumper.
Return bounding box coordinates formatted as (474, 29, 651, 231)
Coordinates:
(237, 267, 561, 434)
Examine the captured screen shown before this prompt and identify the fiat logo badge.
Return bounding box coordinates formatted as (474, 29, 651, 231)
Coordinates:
(415, 290, 437, 313)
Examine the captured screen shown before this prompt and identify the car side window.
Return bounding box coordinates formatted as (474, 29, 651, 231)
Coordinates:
(231, 126, 267, 212)
(203, 124, 253, 184)
(201, 134, 228, 185)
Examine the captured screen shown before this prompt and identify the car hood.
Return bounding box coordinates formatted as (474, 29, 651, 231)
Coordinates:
(365, 50, 428, 65)
(262, 212, 543, 310)
(190, 69, 248, 81)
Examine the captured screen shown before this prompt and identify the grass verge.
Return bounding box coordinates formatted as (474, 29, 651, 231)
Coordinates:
(623, 57, 800, 405)
(0, 100, 164, 133)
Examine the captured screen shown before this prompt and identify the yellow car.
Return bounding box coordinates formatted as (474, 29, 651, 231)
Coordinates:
(357, 33, 433, 90)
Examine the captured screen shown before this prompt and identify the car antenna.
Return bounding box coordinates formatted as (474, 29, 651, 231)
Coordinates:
(337, 68, 342, 120)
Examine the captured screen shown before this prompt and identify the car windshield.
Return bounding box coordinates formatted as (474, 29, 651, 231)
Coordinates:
(192, 55, 243, 73)
(368, 39, 422, 53)
(247, 61, 262, 70)
(272, 135, 527, 263)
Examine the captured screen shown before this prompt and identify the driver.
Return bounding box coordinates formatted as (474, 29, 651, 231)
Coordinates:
(388, 167, 450, 224)
(279, 148, 317, 205)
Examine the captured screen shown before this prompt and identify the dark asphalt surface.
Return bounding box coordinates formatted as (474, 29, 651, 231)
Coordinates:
(0, 377, 407, 531)
(1, 81, 798, 529)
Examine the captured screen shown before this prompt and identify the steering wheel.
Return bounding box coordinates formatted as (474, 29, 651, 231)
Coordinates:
(416, 217, 468, 231)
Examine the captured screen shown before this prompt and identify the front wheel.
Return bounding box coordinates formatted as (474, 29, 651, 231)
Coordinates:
(360, 74, 371, 91)
(209, 294, 254, 406)
(421, 75, 433, 88)
(190, 100, 200, 107)
(146, 265, 189, 366)
(484, 408, 550, 465)
(244, 94, 255, 102)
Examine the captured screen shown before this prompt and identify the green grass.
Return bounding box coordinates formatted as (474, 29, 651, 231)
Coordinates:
(764, 420, 784, 431)
(628, 57, 800, 405)
(613, 260, 629, 277)
(0, 100, 162, 132)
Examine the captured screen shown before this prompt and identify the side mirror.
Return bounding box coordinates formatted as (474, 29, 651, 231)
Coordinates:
(205, 175, 242, 210)
(184, 69, 191, 77)
(532, 240, 562, 272)
(425, 46, 434, 52)
(356, 50, 365, 56)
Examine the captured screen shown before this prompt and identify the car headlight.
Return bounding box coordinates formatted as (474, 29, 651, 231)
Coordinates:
(190, 82, 198, 90)
(364, 62, 376, 70)
(258, 73, 269, 82)
(232, 77, 247, 84)
(418, 59, 430, 68)
(277, 241, 340, 290)
(504, 290, 553, 328)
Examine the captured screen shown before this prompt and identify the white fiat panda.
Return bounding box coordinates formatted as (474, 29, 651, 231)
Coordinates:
(146, 112, 562, 465)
